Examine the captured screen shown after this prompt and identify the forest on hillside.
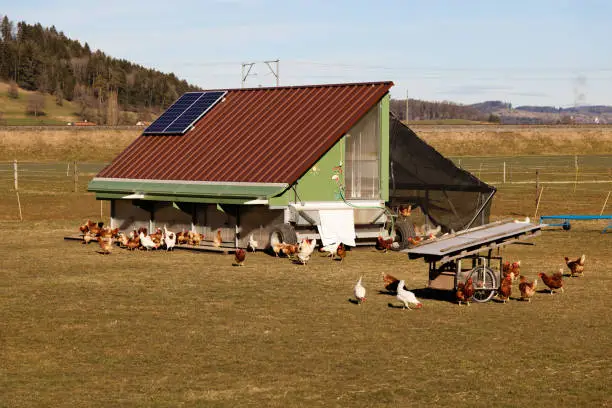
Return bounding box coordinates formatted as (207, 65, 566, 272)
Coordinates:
(0, 15, 200, 124)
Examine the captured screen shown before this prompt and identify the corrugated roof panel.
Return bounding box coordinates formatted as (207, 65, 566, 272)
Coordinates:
(97, 81, 393, 184)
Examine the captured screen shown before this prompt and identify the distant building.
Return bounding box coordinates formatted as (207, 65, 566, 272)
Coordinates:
(72, 120, 96, 126)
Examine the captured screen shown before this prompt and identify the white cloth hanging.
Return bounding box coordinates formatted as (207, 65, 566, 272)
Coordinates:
(316, 209, 356, 247)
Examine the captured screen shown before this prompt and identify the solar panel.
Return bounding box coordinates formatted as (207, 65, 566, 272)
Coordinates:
(163, 91, 226, 134)
(143, 91, 226, 135)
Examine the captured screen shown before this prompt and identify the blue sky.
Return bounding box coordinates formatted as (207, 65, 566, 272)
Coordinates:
(4, 0, 611, 106)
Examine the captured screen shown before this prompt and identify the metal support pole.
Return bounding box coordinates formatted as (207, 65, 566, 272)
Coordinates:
(264, 59, 280, 86)
(405, 89, 409, 122)
(276, 59, 279, 86)
(110, 200, 116, 229)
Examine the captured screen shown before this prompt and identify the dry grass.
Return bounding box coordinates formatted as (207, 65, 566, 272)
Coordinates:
(0, 127, 611, 406)
(412, 125, 612, 156)
(0, 128, 140, 162)
(1, 218, 610, 407)
(2, 125, 612, 163)
(0, 82, 81, 125)
(1, 155, 611, 407)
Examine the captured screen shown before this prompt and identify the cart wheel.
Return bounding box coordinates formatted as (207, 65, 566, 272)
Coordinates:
(469, 266, 497, 303)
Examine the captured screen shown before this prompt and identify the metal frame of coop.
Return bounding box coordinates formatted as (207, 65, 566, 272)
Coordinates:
(403, 219, 543, 303)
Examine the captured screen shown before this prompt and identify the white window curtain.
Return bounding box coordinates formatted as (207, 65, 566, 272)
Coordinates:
(344, 105, 380, 199)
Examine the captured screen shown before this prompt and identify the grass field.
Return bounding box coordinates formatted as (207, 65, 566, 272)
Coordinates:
(0, 82, 81, 126)
(1, 151, 611, 406)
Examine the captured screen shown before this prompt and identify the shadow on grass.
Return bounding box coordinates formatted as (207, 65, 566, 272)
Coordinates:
(378, 287, 459, 304)
(537, 289, 555, 294)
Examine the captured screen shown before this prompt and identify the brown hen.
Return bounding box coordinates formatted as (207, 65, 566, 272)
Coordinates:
(538, 270, 564, 295)
(565, 254, 585, 277)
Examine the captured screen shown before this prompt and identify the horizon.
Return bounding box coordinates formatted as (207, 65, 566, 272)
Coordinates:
(3, 0, 611, 107)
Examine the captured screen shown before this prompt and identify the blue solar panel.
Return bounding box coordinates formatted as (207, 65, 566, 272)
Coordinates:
(143, 93, 202, 134)
(163, 91, 226, 133)
(143, 91, 226, 135)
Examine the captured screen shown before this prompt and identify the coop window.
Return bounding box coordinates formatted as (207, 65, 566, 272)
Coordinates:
(344, 104, 380, 199)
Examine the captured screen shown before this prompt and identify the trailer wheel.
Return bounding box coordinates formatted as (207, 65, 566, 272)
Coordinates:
(469, 266, 497, 303)
(393, 220, 416, 249)
(269, 224, 298, 246)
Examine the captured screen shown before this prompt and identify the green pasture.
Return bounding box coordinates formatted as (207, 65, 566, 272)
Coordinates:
(0, 155, 610, 407)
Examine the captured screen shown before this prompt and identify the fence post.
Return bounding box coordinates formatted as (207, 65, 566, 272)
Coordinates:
(534, 186, 544, 220)
(602, 191, 611, 216)
(13, 159, 18, 191)
(535, 170, 540, 206)
(73, 161, 78, 192)
(573, 155, 578, 192)
(503, 162, 506, 184)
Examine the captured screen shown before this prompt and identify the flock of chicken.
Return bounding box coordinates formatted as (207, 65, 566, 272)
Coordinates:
(353, 255, 587, 309)
(491, 255, 586, 305)
(77, 220, 349, 267)
(79, 219, 226, 254)
(79, 218, 587, 309)
(353, 273, 423, 309)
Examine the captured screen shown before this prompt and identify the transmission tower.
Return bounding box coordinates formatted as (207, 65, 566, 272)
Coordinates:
(241, 60, 280, 88)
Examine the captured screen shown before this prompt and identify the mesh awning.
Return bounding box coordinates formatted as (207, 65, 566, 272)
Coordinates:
(388, 114, 496, 232)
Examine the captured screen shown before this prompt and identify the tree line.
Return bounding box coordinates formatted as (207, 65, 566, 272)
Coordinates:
(0, 15, 200, 124)
(390, 98, 496, 122)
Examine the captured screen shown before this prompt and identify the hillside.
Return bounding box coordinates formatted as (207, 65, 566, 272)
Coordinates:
(0, 82, 81, 125)
(392, 98, 612, 125)
(0, 15, 200, 125)
(0, 81, 145, 125)
(469, 101, 612, 124)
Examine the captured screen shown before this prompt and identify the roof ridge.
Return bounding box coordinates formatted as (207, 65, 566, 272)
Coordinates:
(204, 81, 394, 93)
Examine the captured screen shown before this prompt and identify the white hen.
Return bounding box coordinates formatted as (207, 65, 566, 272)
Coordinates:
(354, 276, 366, 304)
(320, 242, 340, 259)
(247, 234, 259, 252)
(396, 280, 422, 310)
(139, 232, 157, 250)
(163, 225, 176, 251)
(297, 238, 317, 264)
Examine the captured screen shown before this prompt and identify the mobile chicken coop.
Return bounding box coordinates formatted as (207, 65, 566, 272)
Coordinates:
(88, 81, 495, 249)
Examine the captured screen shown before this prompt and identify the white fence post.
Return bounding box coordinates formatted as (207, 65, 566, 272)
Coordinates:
(13, 159, 18, 191)
(602, 191, 611, 216)
(573, 155, 578, 192)
(503, 162, 506, 184)
(73, 161, 78, 192)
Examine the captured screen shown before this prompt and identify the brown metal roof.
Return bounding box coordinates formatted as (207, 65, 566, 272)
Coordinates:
(97, 81, 393, 184)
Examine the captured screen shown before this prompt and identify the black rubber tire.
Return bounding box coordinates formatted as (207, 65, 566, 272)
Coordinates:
(393, 220, 416, 249)
(269, 224, 298, 246)
(468, 266, 497, 303)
